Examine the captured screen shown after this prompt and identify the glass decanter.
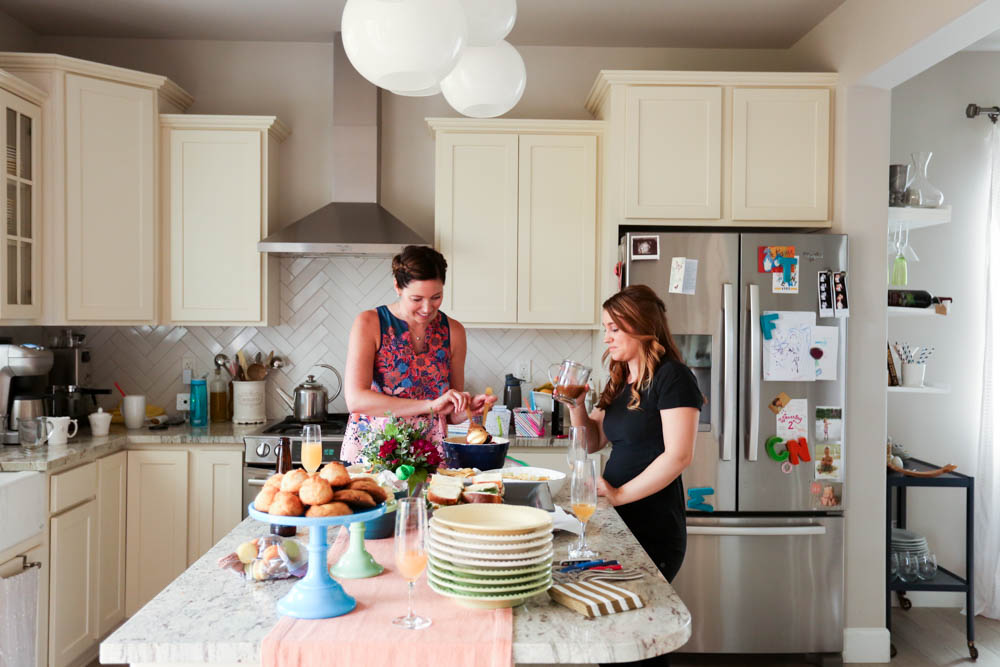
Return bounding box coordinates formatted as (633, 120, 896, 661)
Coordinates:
(904, 152, 944, 208)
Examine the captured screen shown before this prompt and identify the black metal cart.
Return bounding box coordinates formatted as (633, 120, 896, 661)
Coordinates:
(886, 458, 976, 660)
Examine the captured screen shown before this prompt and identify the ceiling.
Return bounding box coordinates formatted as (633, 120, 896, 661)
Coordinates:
(0, 0, 846, 48)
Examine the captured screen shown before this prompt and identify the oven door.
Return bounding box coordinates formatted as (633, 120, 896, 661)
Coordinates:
(243, 466, 272, 519)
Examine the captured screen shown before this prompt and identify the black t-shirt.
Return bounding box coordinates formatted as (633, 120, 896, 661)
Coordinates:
(601, 359, 703, 552)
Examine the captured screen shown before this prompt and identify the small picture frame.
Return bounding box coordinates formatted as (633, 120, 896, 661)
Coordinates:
(631, 235, 659, 261)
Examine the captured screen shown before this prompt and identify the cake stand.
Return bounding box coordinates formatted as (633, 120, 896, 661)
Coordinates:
(247, 503, 386, 619)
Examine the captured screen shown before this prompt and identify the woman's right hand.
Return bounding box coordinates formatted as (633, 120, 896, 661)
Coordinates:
(430, 389, 470, 416)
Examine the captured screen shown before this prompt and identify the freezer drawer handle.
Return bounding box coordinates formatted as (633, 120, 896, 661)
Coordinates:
(247, 478, 267, 487)
(687, 525, 826, 537)
(722, 283, 735, 461)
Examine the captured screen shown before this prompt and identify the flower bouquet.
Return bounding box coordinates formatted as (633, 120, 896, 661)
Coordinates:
(358, 413, 441, 496)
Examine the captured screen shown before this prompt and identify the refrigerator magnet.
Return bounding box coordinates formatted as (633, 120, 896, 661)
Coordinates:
(630, 235, 659, 260)
(772, 256, 799, 293)
(768, 392, 791, 415)
(765, 436, 788, 462)
(813, 482, 842, 508)
(833, 271, 849, 318)
(758, 245, 795, 273)
(818, 270, 834, 317)
(814, 443, 842, 480)
(812, 327, 839, 381)
(815, 406, 843, 443)
(668, 257, 698, 295)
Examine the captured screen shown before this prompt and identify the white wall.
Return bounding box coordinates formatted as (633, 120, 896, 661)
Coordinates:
(888, 49, 993, 593)
(0, 10, 36, 52)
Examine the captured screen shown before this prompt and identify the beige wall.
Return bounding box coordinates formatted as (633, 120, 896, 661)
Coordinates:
(35, 36, 335, 228)
(0, 10, 36, 52)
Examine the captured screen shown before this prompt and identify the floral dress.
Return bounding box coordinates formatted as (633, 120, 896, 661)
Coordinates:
(340, 305, 452, 464)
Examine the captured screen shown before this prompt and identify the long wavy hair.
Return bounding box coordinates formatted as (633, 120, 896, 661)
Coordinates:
(597, 285, 683, 411)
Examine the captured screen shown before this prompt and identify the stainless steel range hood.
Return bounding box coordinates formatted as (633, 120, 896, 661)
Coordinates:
(257, 202, 428, 257)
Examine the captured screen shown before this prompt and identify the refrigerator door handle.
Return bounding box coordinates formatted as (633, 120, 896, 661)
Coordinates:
(722, 283, 735, 461)
(748, 283, 761, 461)
(687, 525, 827, 537)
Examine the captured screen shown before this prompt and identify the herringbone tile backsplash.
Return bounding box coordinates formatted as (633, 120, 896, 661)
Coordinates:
(9, 258, 596, 419)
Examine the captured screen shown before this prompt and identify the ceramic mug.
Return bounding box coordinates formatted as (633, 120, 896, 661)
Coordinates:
(122, 395, 147, 429)
(901, 362, 926, 388)
(45, 416, 78, 445)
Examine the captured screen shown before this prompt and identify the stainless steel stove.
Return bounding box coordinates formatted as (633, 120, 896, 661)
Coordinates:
(242, 413, 350, 516)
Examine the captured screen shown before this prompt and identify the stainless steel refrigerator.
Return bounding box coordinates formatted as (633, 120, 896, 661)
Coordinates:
(620, 232, 847, 654)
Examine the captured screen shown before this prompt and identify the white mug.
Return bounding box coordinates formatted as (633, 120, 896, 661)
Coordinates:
(122, 395, 146, 429)
(901, 362, 926, 388)
(45, 416, 78, 445)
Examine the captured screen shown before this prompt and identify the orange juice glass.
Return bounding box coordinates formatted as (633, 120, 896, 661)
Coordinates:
(393, 498, 430, 630)
(301, 425, 322, 473)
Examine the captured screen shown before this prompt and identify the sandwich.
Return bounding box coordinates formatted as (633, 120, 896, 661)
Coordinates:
(427, 474, 464, 506)
(462, 481, 503, 504)
(470, 471, 504, 492)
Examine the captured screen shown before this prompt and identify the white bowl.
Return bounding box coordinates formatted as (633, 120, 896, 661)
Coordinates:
(485, 466, 566, 498)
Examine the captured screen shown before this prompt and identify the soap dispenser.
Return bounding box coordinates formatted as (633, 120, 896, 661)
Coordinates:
(503, 374, 524, 411)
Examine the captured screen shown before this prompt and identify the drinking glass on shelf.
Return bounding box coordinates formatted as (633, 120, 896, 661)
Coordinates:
(569, 458, 599, 560)
(917, 553, 938, 581)
(301, 424, 322, 473)
(899, 552, 918, 583)
(889, 552, 899, 581)
(393, 498, 431, 630)
(566, 426, 588, 470)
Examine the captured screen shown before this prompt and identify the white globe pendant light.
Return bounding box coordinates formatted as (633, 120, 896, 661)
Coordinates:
(341, 0, 467, 93)
(459, 0, 517, 46)
(440, 40, 525, 118)
(390, 83, 441, 97)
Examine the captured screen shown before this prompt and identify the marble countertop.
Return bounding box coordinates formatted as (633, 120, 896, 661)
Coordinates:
(101, 493, 691, 665)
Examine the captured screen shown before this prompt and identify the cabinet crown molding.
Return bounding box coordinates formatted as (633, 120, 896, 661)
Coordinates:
(585, 70, 839, 116)
(0, 68, 46, 104)
(0, 52, 194, 110)
(160, 114, 291, 142)
(426, 117, 604, 135)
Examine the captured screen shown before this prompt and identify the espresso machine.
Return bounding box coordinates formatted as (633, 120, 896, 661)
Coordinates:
(0, 343, 54, 444)
(47, 330, 110, 423)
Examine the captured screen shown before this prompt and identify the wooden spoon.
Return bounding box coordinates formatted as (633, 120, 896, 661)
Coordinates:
(246, 363, 268, 381)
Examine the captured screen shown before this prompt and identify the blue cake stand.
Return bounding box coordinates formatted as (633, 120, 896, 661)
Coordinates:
(247, 503, 385, 619)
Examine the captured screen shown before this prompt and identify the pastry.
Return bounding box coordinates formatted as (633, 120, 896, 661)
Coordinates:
(264, 473, 283, 490)
(319, 461, 351, 487)
(253, 486, 278, 512)
(299, 476, 334, 505)
(305, 501, 353, 518)
(269, 491, 304, 516)
(261, 544, 280, 561)
(279, 469, 309, 494)
(346, 478, 388, 503)
(330, 488, 376, 509)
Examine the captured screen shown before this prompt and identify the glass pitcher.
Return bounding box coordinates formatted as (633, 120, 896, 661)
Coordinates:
(19, 416, 53, 449)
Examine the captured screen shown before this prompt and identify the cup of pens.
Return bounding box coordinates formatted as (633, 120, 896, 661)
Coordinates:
(895, 342, 934, 388)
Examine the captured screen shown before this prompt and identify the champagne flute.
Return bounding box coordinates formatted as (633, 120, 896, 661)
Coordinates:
(569, 458, 599, 559)
(301, 424, 322, 473)
(393, 498, 431, 630)
(566, 425, 588, 471)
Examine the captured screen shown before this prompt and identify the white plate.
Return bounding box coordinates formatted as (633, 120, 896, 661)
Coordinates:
(428, 536, 553, 561)
(429, 528, 552, 552)
(432, 504, 552, 535)
(428, 577, 551, 609)
(428, 555, 551, 577)
(428, 571, 552, 594)
(429, 521, 552, 544)
(428, 563, 552, 586)
(428, 544, 553, 568)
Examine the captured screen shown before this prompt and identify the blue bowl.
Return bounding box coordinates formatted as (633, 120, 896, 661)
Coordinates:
(442, 437, 510, 471)
(363, 489, 407, 539)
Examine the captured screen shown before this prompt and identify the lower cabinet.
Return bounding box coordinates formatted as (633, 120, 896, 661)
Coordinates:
(97, 451, 126, 636)
(187, 449, 243, 565)
(48, 499, 98, 667)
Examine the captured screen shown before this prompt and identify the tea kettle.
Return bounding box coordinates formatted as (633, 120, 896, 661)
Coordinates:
(275, 364, 343, 422)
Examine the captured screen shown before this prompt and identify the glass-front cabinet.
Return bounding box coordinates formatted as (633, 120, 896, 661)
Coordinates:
(0, 88, 40, 319)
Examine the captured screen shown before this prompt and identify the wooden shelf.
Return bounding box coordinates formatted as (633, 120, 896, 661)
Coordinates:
(888, 205, 951, 231)
(888, 306, 948, 318)
(887, 383, 951, 395)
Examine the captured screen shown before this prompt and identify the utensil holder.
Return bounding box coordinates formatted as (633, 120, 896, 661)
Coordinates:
(901, 363, 926, 388)
(232, 380, 266, 424)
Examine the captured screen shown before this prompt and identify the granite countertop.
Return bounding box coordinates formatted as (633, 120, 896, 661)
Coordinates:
(101, 493, 691, 665)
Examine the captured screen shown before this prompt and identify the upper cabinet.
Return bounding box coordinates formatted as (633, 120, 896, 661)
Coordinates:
(0, 70, 43, 322)
(0, 53, 193, 324)
(429, 119, 601, 327)
(161, 115, 288, 325)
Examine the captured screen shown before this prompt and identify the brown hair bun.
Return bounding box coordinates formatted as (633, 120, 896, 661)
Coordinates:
(392, 245, 447, 289)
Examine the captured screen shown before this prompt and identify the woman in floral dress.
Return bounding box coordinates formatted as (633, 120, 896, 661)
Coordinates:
(340, 246, 495, 464)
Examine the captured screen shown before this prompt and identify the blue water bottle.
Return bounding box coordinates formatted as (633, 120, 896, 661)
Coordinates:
(190, 378, 208, 427)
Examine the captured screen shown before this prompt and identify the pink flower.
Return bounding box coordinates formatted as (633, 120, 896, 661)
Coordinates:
(379, 439, 397, 459)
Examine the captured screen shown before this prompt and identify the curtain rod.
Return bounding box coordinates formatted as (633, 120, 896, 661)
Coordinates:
(967, 103, 1000, 123)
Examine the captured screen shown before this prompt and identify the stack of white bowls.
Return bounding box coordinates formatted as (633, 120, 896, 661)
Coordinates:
(427, 504, 554, 608)
(891, 527, 930, 558)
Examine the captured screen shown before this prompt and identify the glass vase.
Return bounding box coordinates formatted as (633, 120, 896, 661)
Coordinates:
(904, 152, 944, 208)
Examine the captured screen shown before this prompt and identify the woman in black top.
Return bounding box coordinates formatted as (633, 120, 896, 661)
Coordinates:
(568, 285, 703, 583)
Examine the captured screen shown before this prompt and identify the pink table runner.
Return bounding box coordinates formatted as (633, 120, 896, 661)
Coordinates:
(261, 528, 513, 667)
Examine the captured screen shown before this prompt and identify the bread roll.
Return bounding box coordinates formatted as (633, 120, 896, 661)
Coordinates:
(269, 491, 304, 516)
(299, 476, 334, 505)
(330, 488, 376, 509)
(264, 473, 283, 490)
(346, 479, 388, 503)
(279, 469, 309, 494)
(319, 461, 351, 487)
(253, 486, 278, 512)
(305, 501, 353, 518)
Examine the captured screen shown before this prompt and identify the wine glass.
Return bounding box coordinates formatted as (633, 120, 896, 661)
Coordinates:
(393, 498, 431, 630)
(917, 553, 938, 581)
(890, 226, 908, 287)
(301, 424, 322, 473)
(568, 458, 599, 560)
(566, 426, 588, 471)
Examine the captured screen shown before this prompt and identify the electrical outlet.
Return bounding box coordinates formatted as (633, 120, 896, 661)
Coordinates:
(514, 360, 532, 382)
(176, 393, 190, 411)
(181, 354, 196, 384)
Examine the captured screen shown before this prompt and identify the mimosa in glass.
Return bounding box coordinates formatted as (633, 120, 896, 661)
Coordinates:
(569, 458, 599, 559)
(393, 498, 431, 629)
(301, 424, 322, 473)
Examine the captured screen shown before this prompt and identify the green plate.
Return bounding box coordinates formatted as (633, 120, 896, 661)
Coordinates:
(428, 570, 551, 593)
(428, 561, 551, 586)
(428, 554, 551, 577)
(428, 577, 552, 609)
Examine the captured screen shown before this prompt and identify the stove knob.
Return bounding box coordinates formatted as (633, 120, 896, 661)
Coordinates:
(255, 443, 270, 458)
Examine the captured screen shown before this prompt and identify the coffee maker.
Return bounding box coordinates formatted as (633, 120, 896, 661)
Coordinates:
(47, 330, 110, 423)
(0, 343, 54, 444)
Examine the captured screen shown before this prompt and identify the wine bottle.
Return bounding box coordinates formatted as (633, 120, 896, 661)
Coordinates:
(271, 436, 295, 537)
(887, 289, 934, 308)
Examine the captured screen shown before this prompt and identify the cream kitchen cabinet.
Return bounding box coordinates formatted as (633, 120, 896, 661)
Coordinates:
(125, 449, 188, 616)
(48, 499, 97, 667)
(429, 120, 601, 327)
(0, 53, 193, 325)
(0, 71, 43, 321)
(160, 116, 288, 325)
(96, 451, 126, 637)
(187, 448, 243, 565)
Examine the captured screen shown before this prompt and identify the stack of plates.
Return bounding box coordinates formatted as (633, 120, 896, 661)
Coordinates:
(427, 504, 554, 609)
(891, 527, 930, 557)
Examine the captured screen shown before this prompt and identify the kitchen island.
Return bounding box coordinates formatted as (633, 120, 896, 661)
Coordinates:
(101, 493, 691, 665)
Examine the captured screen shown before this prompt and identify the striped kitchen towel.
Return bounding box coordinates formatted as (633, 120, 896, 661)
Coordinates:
(548, 579, 645, 617)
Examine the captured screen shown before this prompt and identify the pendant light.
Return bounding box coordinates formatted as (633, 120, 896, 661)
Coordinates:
(459, 0, 517, 46)
(440, 40, 526, 118)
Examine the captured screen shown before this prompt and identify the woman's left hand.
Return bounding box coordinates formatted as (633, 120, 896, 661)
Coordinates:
(597, 476, 620, 505)
(470, 393, 499, 412)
